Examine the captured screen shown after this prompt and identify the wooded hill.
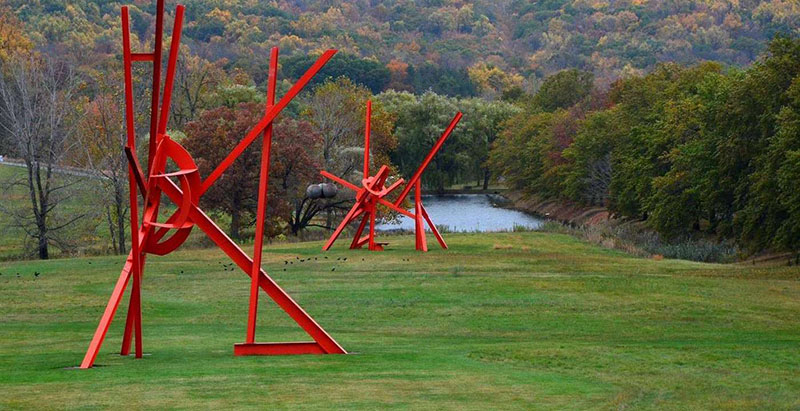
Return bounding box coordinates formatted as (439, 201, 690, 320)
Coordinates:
(6, 0, 800, 96)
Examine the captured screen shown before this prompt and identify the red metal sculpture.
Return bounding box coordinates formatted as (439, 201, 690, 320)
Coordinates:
(80, 0, 345, 369)
(320, 101, 462, 252)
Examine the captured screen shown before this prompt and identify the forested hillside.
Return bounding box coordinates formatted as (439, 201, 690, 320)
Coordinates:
(6, 0, 800, 96)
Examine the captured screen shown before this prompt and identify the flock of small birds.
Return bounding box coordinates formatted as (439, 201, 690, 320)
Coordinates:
(1, 270, 42, 279)
(209, 254, 359, 273)
(218, 261, 237, 272)
(0, 253, 397, 280)
(277, 255, 353, 272)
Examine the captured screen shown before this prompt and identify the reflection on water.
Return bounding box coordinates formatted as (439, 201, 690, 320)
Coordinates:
(376, 194, 543, 232)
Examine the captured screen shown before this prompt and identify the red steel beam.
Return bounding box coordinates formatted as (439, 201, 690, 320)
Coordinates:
(156, 4, 185, 137)
(80, 255, 134, 368)
(121, 5, 144, 360)
(147, 0, 165, 172)
(233, 342, 324, 356)
(246, 47, 279, 344)
(131, 53, 154, 62)
(364, 100, 371, 178)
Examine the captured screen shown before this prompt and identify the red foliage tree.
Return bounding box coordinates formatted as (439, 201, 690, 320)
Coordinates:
(184, 103, 339, 239)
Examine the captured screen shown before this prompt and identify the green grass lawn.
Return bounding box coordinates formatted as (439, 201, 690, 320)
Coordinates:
(1, 232, 799, 409)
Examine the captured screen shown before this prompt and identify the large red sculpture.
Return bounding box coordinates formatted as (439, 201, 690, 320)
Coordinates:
(80, 0, 345, 369)
(321, 101, 462, 252)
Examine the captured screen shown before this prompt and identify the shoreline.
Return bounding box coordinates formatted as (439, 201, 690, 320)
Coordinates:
(499, 191, 612, 227)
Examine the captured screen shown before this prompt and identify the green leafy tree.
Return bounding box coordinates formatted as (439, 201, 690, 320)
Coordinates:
(533, 69, 594, 112)
(379, 91, 464, 192)
(460, 98, 520, 189)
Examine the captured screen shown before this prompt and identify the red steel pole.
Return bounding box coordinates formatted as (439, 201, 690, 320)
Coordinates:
(364, 100, 371, 178)
(147, 0, 164, 171)
(120, 6, 144, 358)
(158, 178, 346, 354)
(246, 47, 278, 343)
(156, 4, 185, 137)
(414, 181, 427, 251)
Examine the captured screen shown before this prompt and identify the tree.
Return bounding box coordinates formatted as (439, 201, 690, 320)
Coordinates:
(562, 109, 620, 206)
(183, 103, 266, 240)
(533, 69, 595, 112)
(488, 110, 555, 195)
(737, 38, 800, 251)
(171, 52, 225, 129)
(0, 5, 32, 62)
(76, 93, 129, 254)
(460, 98, 520, 189)
(407, 63, 477, 97)
(306, 77, 395, 179)
(0, 54, 82, 259)
(269, 118, 349, 235)
(305, 77, 396, 226)
(0, 7, 33, 155)
(384, 91, 465, 192)
(467, 62, 524, 100)
(728, 37, 800, 250)
(282, 54, 391, 94)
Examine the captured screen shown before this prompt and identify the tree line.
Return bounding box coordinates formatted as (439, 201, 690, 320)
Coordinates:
(490, 36, 800, 254)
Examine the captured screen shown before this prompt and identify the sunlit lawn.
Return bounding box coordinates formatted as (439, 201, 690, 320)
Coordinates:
(1, 232, 799, 409)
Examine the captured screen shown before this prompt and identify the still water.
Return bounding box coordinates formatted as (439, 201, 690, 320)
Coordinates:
(376, 194, 544, 232)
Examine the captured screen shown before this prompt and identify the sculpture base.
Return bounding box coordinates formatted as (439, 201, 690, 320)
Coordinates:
(233, 342, 329, 356)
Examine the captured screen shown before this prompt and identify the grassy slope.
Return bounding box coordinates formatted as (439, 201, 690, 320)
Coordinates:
(1, 232, 799, 409)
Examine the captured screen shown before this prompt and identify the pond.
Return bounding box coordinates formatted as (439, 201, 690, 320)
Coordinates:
(376, 194, 544, 232)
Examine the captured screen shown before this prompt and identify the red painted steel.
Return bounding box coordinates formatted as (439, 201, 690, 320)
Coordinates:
(80, 1, 344, 369)
(246, 47, 278, 345)
(321, 102, 462, 252)
(233, 342, 325, 356)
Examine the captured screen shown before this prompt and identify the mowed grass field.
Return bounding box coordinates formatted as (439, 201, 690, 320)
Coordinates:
(1, 232, 799, 409)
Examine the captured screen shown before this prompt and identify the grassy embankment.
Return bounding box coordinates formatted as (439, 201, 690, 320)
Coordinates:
(1, 232, 799, 408)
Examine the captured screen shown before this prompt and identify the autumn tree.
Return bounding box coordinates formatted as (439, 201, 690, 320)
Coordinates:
(0, 7, 33, 155)
(306, 77, 395, 180)
(183, 103, 267, 240)
(0, 5, 32, 62)
(76, 93, 129, 254)
(468, 62, 524, 100)
(269, 118, 349, 235)
(171, 52, 226, 129)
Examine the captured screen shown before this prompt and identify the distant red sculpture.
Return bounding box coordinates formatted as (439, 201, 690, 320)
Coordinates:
(321, 101, 462, 252)
(80, 0, 345, 369)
